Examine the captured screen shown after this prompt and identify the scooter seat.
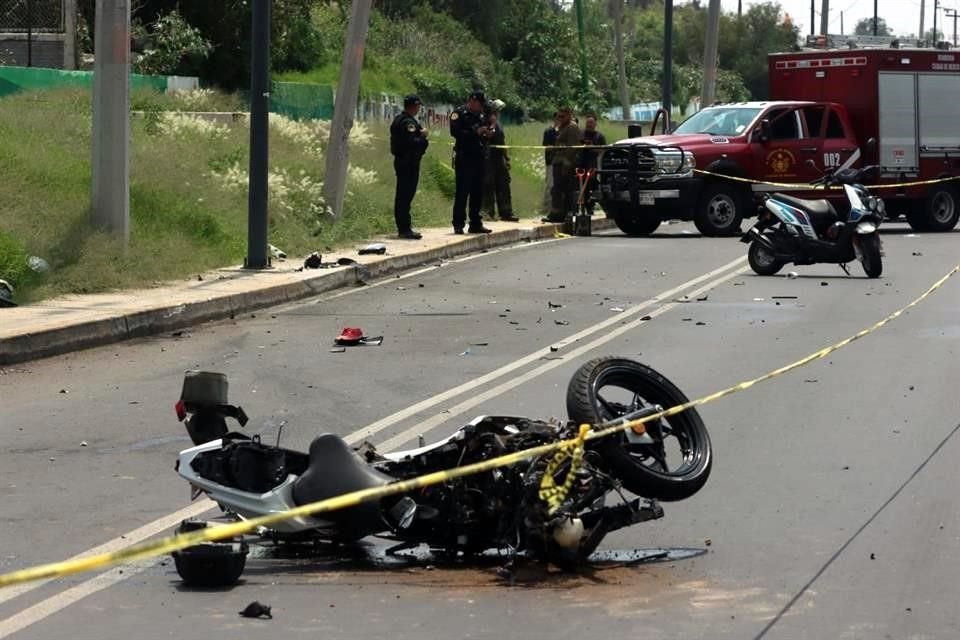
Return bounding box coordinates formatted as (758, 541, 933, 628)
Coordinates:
(772, 193, 839, 229)
(291, 434, 392, 508)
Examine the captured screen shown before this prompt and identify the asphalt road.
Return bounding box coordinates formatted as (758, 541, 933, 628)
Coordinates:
(2, 222, 960, 639)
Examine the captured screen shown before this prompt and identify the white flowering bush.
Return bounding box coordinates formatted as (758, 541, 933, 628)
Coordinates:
(211, 163, 333, 225)
(347, 165, 378, 187)
(158, 112, 228, 140)
(169, 88, 218, 111)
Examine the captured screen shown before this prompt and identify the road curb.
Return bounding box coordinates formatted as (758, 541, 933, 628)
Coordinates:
(0, 220, 616, 365)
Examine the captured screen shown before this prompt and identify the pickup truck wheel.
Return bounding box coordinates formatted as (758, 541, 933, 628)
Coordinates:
(695, 183, 745, 236)
(918, 184, 960, 232)
(614, 214, 661, 236)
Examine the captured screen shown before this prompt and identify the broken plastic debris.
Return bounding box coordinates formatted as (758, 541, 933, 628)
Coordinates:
(27, 256, 49, 273)
(609, 307, 625, 312)
(554, 319, 570, 326)
(549, 346, 560, 352)
(547, 301, 563, 309)
(358, 243, 387, 255)
(786, 271, 799, 279)
(239, 601, 273, 619)
(268, 244, 287, 259)
(696, 295, 708, 302)
(458, 349, 471, 356)
(753, 298, 765, 302)
(771, 296, 798, 299)
(329, 347, 346, 353)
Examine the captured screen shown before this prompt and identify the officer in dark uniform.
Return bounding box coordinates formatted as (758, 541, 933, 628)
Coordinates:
(390, 94, 429, 239)
(449, 91, 493, 234)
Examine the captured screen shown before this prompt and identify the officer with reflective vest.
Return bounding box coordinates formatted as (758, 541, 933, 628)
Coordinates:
(390, 94, 429, 239)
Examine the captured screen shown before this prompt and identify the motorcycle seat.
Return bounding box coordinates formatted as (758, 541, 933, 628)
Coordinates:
(771, 193, 838, 229)
(291, 434, 392, 508)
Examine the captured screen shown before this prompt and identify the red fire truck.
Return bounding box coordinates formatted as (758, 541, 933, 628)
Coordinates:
(597, 35, 960, 236)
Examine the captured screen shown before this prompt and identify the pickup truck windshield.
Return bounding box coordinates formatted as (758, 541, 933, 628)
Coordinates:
(673, 107, 762, 137)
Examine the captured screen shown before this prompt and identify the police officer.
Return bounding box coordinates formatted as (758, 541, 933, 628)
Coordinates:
(481, 109, 519, 222)
(390, 94, 429, 239)
(449, 91, 493, 234)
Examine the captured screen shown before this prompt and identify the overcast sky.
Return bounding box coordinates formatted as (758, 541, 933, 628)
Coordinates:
(710, 0, 960, 39)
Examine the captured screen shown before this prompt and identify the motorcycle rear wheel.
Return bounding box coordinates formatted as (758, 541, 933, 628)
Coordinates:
(566, 357, 712, 501)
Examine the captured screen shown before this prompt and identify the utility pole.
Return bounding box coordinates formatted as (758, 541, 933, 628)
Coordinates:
(873, 0, 878, 35)
(610, 0, 630, 120)
(934, 0, 939, 45)
(920, 0, 926, 44)
(737, 0, 742, 19)
(820, 0, 829, 35)
(63, 0, 76, 69)
(663, 0, 673, 116)
(810, 0, 815, 36)
(701, 0, 721, 109)
(245, 0, 270, 269)
(322, 0, 372, 219)
(841, 11, 844, 35)
(574, 0, 589, 96)
(90, 0, 130, 244)
(946, 8, 959, 46)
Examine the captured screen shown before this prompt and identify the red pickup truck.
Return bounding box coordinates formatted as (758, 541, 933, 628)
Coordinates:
(596, 100, 862, 236)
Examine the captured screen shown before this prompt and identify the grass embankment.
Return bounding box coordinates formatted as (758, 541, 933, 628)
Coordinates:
(0, 87, 629, 303)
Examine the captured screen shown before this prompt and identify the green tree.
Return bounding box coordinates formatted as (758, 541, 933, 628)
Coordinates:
(855, 17, 892, 36)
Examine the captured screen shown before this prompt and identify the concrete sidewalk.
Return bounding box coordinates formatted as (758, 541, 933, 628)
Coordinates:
(0, 218, 615, 365)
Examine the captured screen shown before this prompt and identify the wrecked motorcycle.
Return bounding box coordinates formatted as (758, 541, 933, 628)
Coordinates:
(170, 357, 712, 586)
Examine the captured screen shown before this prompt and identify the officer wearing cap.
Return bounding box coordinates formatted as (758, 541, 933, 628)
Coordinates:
(449, 90, 493, 234)
(390, 94, 429, 240)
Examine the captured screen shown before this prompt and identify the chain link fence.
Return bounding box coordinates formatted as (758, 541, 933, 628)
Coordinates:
(0, 0, 63, 33)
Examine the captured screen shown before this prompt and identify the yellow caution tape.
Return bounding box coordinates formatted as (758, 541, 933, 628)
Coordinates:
(694, 168, 960, 191)
(538, 423, 591, 514)
(0, 263, 957, 589)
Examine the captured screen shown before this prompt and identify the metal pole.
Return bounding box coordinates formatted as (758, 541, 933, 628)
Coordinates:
(701, 0, 721, 109)
(820, 0, 829, 35)
(662, 0, 672, 116)
(322, 0, 372, 218)
(841, 11, 844, 35)
(245, 0, 271, 269)
(574, 0, 589, 96)
(91, 0, 130, 244)
(737, 0, 742, 19)
(873, 0, 878, 36)
(946, 9, 959, 47)
(810, 0, 815, 36)
(26, 0, 32, 67)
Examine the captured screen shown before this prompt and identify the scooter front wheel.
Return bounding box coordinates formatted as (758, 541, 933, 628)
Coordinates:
(858, 233, 883, 278)
(748, 240, 784, 276)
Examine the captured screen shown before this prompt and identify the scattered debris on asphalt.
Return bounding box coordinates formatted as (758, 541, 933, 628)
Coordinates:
(704, 538, 712, 546)
(640, 315, 652, 321)
(821, 281, 829, 286)
(786, 271, 799, 279)
(772, 296, 798, 300)
(59, 389, 68, 394)
(804, 379, 818, 383)
(546, 285, 566, 290)
(753, 298, 765, 302)
(358, 243, 387, 256)
(912, 252, 923, 257)
(469, 342, 489, 347)
(610, 307, 625, 312)
(334, 328, 383, 346)
(870, 553, 876, 560)
(697, 294, 709, 302)
(458, 349, 471, 356)
(329, 347, 346, 353)
(303, 252, 323, 269)
(682, 318, 693, 322)
(549, 346, 560, 352)
(554, 320, 570, 326)
(80, 441, 88, 447)
(548, 301, 563, 309)
(696, 321, 707, 326)
(239, 601, 273, 619)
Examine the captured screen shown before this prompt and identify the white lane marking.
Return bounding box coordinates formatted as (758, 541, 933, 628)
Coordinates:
(344, 254, 747, 445)
(0, 252, 746, 634)
(0, 500, 213, 638)
(376, 266, 749, 451)
(0, 499, 213, 608)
